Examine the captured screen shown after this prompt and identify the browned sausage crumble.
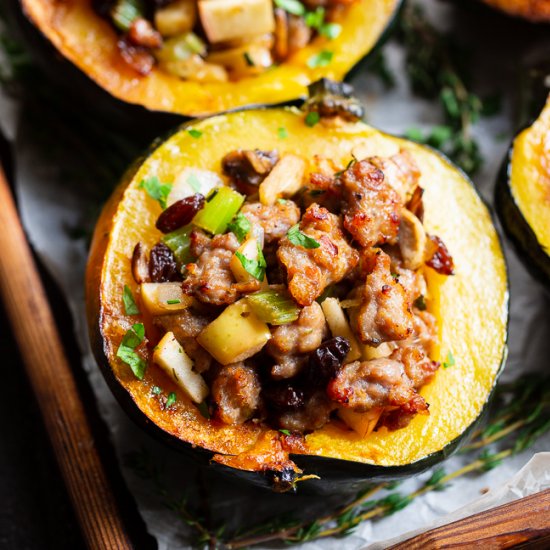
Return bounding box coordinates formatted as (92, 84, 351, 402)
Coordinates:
(131, 145, 454, 437)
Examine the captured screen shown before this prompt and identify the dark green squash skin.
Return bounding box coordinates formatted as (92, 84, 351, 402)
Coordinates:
(495, 148, 550, 291)
(5, 0, 402, 135)
(87, 118, 509, 495)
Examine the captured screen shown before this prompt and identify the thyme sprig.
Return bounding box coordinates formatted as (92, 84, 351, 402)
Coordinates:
(397, 3, 499, 175)
(126, 374, 550, 549)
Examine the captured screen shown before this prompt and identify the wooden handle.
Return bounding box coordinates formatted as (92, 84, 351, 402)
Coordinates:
(389, 487, 550, 549)
(0, 166, 133, 549)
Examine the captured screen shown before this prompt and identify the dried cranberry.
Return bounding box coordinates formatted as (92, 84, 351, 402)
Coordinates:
(149, 243, 180, 282)
(426, 234, 455, 276)
(307, 336, 350, 387)
(222, 149, 278, 194)
(263, 384, 305, 410)
(156, 194, 205, 234)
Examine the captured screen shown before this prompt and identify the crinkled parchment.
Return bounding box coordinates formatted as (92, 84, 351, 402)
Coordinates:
(1, 1, 550, 547)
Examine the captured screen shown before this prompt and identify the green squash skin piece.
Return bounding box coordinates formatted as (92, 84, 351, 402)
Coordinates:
(87, 112, 509, 494)
(495, 145, 550, 293)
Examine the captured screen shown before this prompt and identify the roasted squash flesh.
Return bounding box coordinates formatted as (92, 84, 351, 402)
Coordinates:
(87, 109, 507, 480)
(481, 0, 550, 21)
(20, 0, 400, 116)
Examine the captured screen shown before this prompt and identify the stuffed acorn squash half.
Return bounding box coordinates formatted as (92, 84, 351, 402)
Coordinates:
(480, 0, 550, 21)
(496, 95, 550, 290)
(13, 0, 400, 119)
(87, 96, 508, 493)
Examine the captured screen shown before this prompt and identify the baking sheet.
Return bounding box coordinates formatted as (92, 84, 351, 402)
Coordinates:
(2, 0, 550, 547)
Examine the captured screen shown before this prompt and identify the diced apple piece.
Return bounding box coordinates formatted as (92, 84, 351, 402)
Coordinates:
(259, 154, 306, 206)
(140, 283, 195, 316)
(168, 168, 223, 207)
(153, 332, 209, 403)
(321, 297, 362, 362)
(338, 408, 383, 438)
(362, 342, 392, 360)
(207, 44, 273, 78)
(230, 237, 269, 289)
(399, 208, 427, 270)
(198, 0, 275, 44)
(197, 299, 271, 364)
(155, 0, 196, 37)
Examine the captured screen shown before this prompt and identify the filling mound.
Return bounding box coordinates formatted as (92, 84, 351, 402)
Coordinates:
(123, 140, 454, 436)
(92, 0, 354, 79)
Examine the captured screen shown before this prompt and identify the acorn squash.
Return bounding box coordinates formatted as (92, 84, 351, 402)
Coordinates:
(86, 107, 508, 493)
(480, 0, 550, 21)
(12, 0, 401, 120)
(496, 95, 550, 289)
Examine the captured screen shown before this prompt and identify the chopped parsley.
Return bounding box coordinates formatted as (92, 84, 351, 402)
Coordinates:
(197, 401, 211, 419)
(287, 224, 320, 249)
(243, 52, 255, 66)
(227, 213, 251, 243)
(166, 299, 181, 305)
(277, 126, 289, 139)
(138, 176, 172, 209)
(235, 244, 267, 281)
(122, 284, 140, 315)
(187, 128, 203, 139)
(277, 198, 288, 204)
(320, 22, 341, 39)
(274, 0, 305, 16)
(279, 429, 291, 436)
(165, 392, 177, 408)
(307, 50, 333, 68)
(116, 323, 147, 379)
(414, 295, 427, 311)
(443, 351, 455, 369)
(305, 111, 320, 127)
(152, 385, 162, 395)
(304, 6, 324, 28)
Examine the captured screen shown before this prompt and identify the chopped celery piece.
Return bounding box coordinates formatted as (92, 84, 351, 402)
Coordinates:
(193, 187, 245, 234)
(162, 224, 194, 265)
(247, 289, 300, 325)
(111, 0, 144, 32)
(157, 32, 207, 63)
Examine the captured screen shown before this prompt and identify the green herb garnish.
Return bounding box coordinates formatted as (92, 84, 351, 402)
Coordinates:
(287, 224, 320, 249)
(274, 0, 305, 16)
(197, 401, 211, 419)
(139, 176, 172, 209)
(307, 50, 333, 68)
(152, 386, 162, 395)
(227, 213, 251, 243)
(305, 111, 320, 127)
(443, 351, 455, 369)
(122, 284, 140, 315)
(243, 52, 255, 67)
(235, 244, 267, 281)
(277, 126, 289, 139)
(305, 7, 324, 28)
(165, 392, 177, 408)
(320, 22, 341, 39)
(187, 128, 202, 139)
(166, 299, 181, 305)
(116, 323, 147, 379)
(413, 295, 427, 311)
(279, 429, 291, 436)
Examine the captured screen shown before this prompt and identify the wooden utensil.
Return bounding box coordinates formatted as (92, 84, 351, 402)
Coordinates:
(389, 487, 550, 549)
(0, 162, 133, 549)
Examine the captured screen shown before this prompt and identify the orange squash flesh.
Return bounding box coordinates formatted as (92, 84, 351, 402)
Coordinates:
(20, 0, 401, 117)
(86, 108, 508, 487)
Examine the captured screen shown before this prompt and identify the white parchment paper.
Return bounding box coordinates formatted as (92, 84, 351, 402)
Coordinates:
(2, 1, 550, 547)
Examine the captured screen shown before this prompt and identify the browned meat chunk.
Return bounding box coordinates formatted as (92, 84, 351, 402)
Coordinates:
(212, 363, 261, 425)
(369, 150, 421, 204)
(351, 249, 414, 346)
(153, 307, 215, 373)
(377, 393, 430, 431)
(267, 302, 327, 379)
(222, 149, 278, 195)
(183, 232, 259, 305)
(241, 200, 301, 244)
(301, 167, 342, 213)
(327, 358, 426, 414)
(277, 203, 359, 306)
(390, 346, 439, 390)
(275, 391, 334, 432)
(341, 159, 401, 247)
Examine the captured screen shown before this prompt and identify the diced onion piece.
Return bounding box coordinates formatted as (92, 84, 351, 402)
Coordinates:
(321, 297, 362, 362)
(198, 0, 275, 44)
(338, 408, 382, 438)
(230, 237, 269, 288)
(197, 299, 271, 365)
(153, 332, 209, 403)
(140, 283, 195, 315)
(168, 168, 223, 207)
(362, 342, 393, 360)
(155, 0, 196, 37)
(207, 44, 273, 78)
(193, 187, 245, 234)
(247, 289, 299, 325)
(259, 154, 306, 206)
(399, 208, 427, 270)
